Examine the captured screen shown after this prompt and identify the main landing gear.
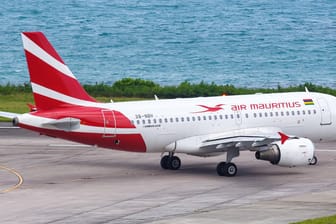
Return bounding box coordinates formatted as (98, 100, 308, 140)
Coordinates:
(160, 153, 181, 170)
(216, 162, 237, 177)
(160, 149, 240, 177)
(215, 149, 240, 177)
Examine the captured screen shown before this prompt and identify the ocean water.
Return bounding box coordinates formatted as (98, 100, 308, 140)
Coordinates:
(0, 0, 335, 88)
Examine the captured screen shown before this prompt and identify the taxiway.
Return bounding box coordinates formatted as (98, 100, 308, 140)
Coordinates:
(1, 123, 336, 224)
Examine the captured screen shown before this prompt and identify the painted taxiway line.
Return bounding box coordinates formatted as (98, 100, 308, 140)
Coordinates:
(0, 127, 20, 129)
(0, 165, 24, 193)
(48, 144, 92, 148)
(316, 149, 336, 152)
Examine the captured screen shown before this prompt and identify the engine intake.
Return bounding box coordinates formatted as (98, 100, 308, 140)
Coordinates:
(255, 138, 315, 167)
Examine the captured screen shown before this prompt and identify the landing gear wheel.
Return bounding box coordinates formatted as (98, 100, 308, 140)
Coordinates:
(216, 162, 227, 176)
(160, 155, 170, 169)
(216, 162, 237, 177)
(309, 156, 318, 165)
(169, 156, 181, 170)
(160, 155, 181, 170)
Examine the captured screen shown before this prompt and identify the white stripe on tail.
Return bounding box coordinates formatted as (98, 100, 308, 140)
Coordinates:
(22, 32, 96, 111)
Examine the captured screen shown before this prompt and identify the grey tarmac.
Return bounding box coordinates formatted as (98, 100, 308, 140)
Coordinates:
(0, 122, 336, 224)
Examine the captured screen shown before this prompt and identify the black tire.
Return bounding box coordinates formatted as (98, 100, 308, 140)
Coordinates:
(169, 156, 181, 170)
(160, 155, 170, 169)
(309, 156, 318, 165)
(216, 162, 237, 177)
(216, 162, 227, 176)
(225, 163, 237, 177)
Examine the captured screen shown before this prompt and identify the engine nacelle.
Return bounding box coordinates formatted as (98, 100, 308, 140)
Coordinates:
(255, 138, 315, 167)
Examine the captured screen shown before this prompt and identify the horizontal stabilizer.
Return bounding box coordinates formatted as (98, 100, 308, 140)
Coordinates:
(42, 117, 80, 131)
(0, 111, 21, 119)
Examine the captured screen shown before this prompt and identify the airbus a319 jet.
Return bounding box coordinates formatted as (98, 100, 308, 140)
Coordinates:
(1, 32, 336, 177)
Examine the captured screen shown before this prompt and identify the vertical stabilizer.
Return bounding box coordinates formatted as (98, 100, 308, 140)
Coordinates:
(22, 32, 96, 110)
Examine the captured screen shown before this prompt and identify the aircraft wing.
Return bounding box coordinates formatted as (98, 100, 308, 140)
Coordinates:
(166, 127, 289, 156)
(0, 111, 20, 119)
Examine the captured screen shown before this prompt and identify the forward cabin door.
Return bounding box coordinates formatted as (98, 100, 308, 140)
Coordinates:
(317, 98, 332, 125)
(101, 110, 116, 137)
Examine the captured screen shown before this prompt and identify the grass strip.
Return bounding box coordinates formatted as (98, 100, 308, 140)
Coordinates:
(290, 214, 336, 224)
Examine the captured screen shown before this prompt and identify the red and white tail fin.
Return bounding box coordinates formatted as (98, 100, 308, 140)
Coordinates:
(22, 32, 96, 111)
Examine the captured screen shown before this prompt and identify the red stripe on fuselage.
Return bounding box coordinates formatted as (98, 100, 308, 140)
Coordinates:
(23, 32, 64, 64)
(19, 123, 146, 153)
(32, 106, 136, 129)
(25, 51, 96, 103)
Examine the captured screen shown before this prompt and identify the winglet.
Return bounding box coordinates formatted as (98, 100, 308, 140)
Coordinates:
(278, 132, 289, 144)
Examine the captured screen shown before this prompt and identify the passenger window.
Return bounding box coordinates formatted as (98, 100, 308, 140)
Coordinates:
(275, 112, 279, 116)
(302, 110, 305, 115)
(313, 110, 317, 114)
(153, 119, 156, 124)
(219, 115, 223, 119)
(281, 111, 284, 116)
(214, 115, 217, 120)
(181, 117, 184, 122)
(291, 111, 295, 116)
(208, 115, 212, 120)
(137, 120, 140, 125)
(164, 118, 168, 123)
(236, 114, 240, 119)
(308, 110, 311, 115)
(170, 118, 174, 123)
(264, 112, 268, 117)
(231, 114, 234, 119)
(297, 111, 300, 115)
(225, 115, 228, 119)
(270, 112, 273, 117)
(148, 119, 151, 124)
(253, 113, 257, 118)
(192, 117, 195, 122)
(286, 111, 290, 116)
(197, 116, 201, 121)
(142, 120, 146, 124)
(203, 116, 207, 120)
(259, 113, 263, 118)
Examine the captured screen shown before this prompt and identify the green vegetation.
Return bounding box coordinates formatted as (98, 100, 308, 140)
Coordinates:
(83, 78, 336, 98)
(1, 78, 336, 99)
(1, 78, 336, 119)
(291, 214, 336, 224)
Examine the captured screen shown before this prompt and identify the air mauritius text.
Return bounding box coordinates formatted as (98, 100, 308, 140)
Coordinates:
(231, 102, 301, 111)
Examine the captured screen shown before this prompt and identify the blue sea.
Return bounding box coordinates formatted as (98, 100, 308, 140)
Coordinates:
(0, 0, 335, 88)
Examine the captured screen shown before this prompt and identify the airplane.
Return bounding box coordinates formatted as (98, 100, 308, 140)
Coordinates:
(1, 31, 336, 177)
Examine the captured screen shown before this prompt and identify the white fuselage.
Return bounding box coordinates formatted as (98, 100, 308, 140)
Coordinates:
(111, 92, 336, 152)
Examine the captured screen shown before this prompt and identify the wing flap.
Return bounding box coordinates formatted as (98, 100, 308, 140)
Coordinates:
(165, 127, 285, 156)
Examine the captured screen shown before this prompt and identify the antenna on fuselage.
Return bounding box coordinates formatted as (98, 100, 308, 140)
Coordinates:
(305, 87, 309, 93)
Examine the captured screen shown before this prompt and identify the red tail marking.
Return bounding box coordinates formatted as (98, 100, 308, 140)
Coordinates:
(23, 32, 64, 63)
(22, 32, 96, 110)
(278, 132, 289, 144)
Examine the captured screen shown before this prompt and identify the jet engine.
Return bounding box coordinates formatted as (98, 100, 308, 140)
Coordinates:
(255, 138, 315, 167)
